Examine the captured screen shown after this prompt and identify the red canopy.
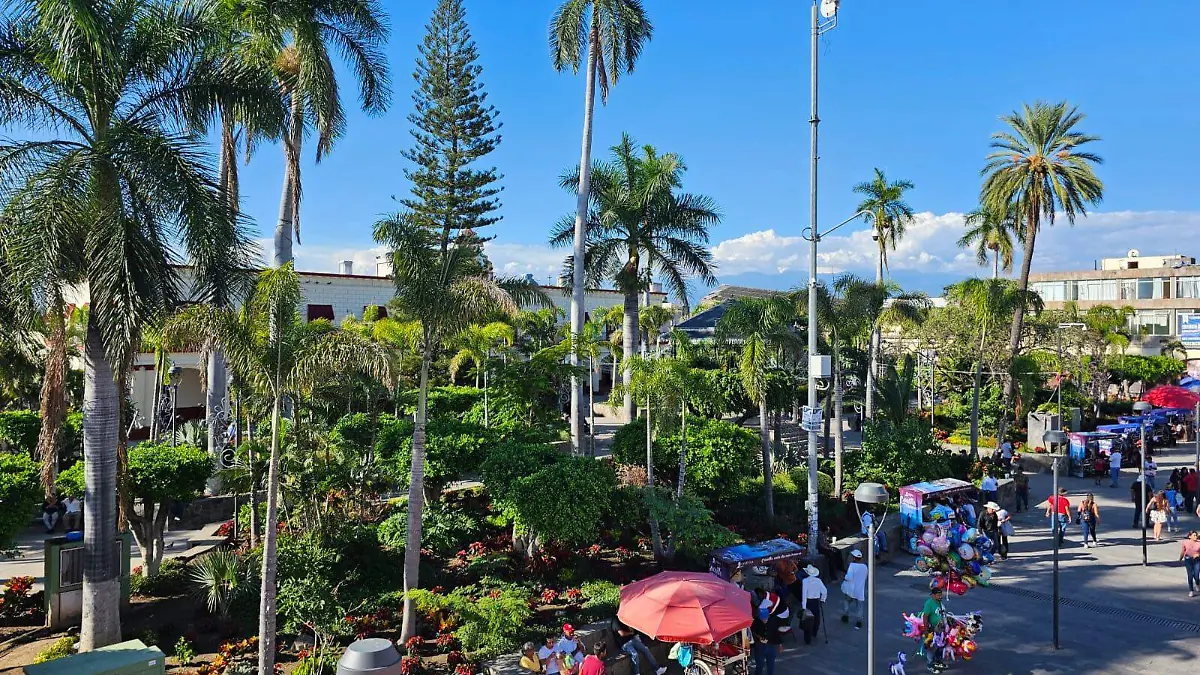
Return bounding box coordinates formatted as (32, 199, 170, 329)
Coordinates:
(1142, 385, 1200, 409)
(617, 571, 753, 645)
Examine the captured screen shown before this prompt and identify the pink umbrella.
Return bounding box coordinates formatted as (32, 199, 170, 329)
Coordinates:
(617, 571, 753, 645)
(1142, 385, 1200, 409)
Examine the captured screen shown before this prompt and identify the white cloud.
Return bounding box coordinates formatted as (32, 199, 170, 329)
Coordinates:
(254, 238, 388, 276)
(483, 241, 566, 282)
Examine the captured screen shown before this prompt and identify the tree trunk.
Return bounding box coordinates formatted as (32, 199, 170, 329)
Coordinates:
(833, 363, 844, 497)
(206, 344, 227, 494)
(37, 301, 68, 496)
(149, 349, 164, 442)
(569, 26, 600, 451)
(128, 501, 171, 578)
(866, 249, 884, 419)
(80, 322, 121, 651)
(273, 95, 304, 267)
(997, 209, 1039, 447)
(256, 392, 284, 674)
(760, 398, 774, 518)
(589, 357, 596, 456)
(401, 350, 432, 641)
(646, 399, 665, 558)
(676, 401, 687, 498)
(622, 290, 639, 421)
(992, 250, 999, 280)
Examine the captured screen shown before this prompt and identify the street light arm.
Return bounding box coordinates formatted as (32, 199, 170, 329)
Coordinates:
(802, 210, 872, 242)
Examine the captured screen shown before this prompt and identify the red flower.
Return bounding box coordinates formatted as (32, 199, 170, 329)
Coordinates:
(455, 664, 474, 675)
(435, 634, 457, 649)
(586, 544, 602, 557)
(447, 650, 465, 665)
(563, 588, 583, 603)
(405, 636, 423, 653)
(401, 656, 422, 675)
(540, 588, 559, 604)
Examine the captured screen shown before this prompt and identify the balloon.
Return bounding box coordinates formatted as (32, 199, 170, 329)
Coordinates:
(981, 552, 995, 564)
(914, 558, 929, 572)
(948, 552, 963, 569)
(961, 640, 977, 660)
(917, 544, 933, 556)
(958, 544, 976, 560)
(902, 613, 926, 639)
(964, 528, 978, 542)
(949, 580, 968, 596)
(932, 536, 950, 554)
(930, 576, 946, 591)
(969, 561, 982, 575)
(922, 531, 936, 545)
(963, 575, 977, 588)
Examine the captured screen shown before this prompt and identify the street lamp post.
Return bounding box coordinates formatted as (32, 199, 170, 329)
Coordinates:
(1134, 400, 1153, 566)
(1043, 428, 1068, 650)
(805, 0, 840, 546)
(854, 482, 890, 675)
(167, 365, 183, 447)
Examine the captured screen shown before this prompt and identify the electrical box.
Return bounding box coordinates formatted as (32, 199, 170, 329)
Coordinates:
(809, 355, 831, 379)
(25, 640, 164, 675)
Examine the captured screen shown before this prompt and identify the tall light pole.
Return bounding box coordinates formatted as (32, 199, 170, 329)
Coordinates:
(1133, 400, 1152, 566)
(1043, 429, 1068, 650)
(804, 0, 840, 546)
(167, 365, 182, 447)
(855, 482, 889, 675)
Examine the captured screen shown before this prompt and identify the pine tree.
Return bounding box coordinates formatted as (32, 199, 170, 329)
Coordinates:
(402, 0, 502, 245)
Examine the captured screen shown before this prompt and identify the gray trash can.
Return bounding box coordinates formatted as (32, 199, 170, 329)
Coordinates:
(338, 638, 402, 675)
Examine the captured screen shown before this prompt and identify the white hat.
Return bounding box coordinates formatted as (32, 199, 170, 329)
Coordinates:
(850, 549, 863, 559)
(804, 564, 820, 577)
(986, 501, 1001, 510)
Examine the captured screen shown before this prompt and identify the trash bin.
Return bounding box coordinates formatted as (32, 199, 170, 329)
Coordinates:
(338, 638, 402, 675)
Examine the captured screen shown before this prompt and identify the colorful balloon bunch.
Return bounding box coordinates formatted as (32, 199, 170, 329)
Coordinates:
(901, 611, 984, 664)
(911, 523, 993, 594)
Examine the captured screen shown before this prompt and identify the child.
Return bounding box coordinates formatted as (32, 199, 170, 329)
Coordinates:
(1092, 454, 1108, 487)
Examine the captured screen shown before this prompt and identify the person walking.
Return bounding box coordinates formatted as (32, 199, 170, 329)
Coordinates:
(1109, 448, 1123, 488)
(798, 564, 828, 646)
(979, 502, 1005, 560)
(1077, 493, 1100, 547)
(840, 550, 868, 629)
(1131, 478, 1145, 528)
(1180, 530, 1200, 598)
(1013, 468, 1029, 513)
(1149, 491, 1169, 541)
(750, 600, 781, 675)
(921, 587, 946, 673)
(1145, 453, 1158, 493)
(1166, 483, 1182, 533)
(1092, 453, 1108, 487)
(1046, 488, 1071, 546)
(1184, 469, 1199, 514)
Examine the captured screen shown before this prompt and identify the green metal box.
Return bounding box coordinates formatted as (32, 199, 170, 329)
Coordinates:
(25, 639, 164, 675)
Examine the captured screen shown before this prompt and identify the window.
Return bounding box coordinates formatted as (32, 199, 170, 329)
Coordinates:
(1120, 280, 1137, 300)
(1136, 279, 1162, 300)
(1176, 277, 1200, 299)
(307, 304, 334, 322)
(1032, 281, 1066, 301)
(1074, 279, 1116, 301)
(1129, 310, 1170, 336)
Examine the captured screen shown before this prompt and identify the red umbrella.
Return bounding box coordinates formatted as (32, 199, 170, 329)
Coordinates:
(617, 571, 753, 644)
(1142, 385, 1200, 409)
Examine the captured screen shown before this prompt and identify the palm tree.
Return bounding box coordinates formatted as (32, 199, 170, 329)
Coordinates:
(571, 318, 608, 453)
(716, 296, 800, 518)
(873, 355, 916, 427)
(946, 278, 1042, 456)
(230, 0, 392, 266)
(958, 203, 1018, 279)
(981, 101, 1104, 443)
(551, 0, 653, 452)
(0, 0, 278, 650)
(449, 321, 514, 428)
(374, 217, 544, 642)
(853, 168, 915, 420)
(552, 135, 719, 422)
(638, 303, 673, 356)
(168, 266, 389, 673)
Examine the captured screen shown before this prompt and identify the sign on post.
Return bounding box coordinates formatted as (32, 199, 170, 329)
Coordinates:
(801, 405, 823, 432)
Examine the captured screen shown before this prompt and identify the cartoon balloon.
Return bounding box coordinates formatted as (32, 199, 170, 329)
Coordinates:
(922, 531, 936, 545)
(958, 544, 975, 560)
(949, 580, 968, 596)
(932, 536, 950, 554)
(917, 544, 933, 556)
(914, 558, 929, 572)
(964, 528, 978, 542)
(969, 561, 982, 575)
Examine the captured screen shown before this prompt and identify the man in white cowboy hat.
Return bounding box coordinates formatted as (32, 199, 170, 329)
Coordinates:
(978, 501, 1004, 560)
(798, 564, 828, 645)
(840, 549, 868, 629)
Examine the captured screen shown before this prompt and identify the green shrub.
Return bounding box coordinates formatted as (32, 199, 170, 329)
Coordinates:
(479, 442, 561, 503)
(397, 386, 484, 419)
(580, 580, 621, 616)
(503, 457, 615, 546)
(846, 417, 952, 491)
(173, 636, 196, 665)
(377, 501, 482, 555)
(190, 550, 244, 619)
(237, 500, 267, 536)
(408, 586, 533, 657)
(374, 414, 415, 461)
(55, 461, 84, 498)
(331, 413, 375, 452)
(33, 637, 75, 664)
(127, 443, 213, 503)
(0, 453, 40, 554)
(130, 558, 190, 597)
(384, 419, 495, 495)
(785, 468, 834, 499)
(611, 417, 758, 503)
(0, 410, 40, 457)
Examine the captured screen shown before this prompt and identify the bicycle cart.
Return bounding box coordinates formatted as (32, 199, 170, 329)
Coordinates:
(618, 572, 753, 675)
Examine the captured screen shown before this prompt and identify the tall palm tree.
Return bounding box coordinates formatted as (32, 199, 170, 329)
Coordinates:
(981, 101, 1103, 443)
(0, 0, 277, 650)
(552, 135, 719, 422)
(235, 0, 393, 266)
(946, 278, 1042, 456)
(374, 216, 544, 642)
(853, 168, 915, 420)
(168, 266, 390, 673)
(571, 318, 607, 453)
(716, 296, 799, 518)
(958, 203, 1019, 279)
(551, 0, 652, 450)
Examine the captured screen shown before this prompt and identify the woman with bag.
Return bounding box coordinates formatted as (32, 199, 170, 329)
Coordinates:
(1077, 493, 1100, 547)
(1149, 492, 1169, 541)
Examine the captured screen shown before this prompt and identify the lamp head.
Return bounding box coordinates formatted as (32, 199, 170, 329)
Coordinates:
(820, 0, 839, 18)
(854, 482, 889, 505)
(167, 365, 183, 386)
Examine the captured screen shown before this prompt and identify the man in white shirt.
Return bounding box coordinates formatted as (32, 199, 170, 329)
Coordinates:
(980, 472, 998, 505)
(1109, 449, 1123, 488)
(1000, 441, 1014, 471)
(62, 495, 82, 531)
(840, 550, 868, 630)
(554, 624, 585, 675)
(799, 565, 828, 645)
(538, 636, 563, 675)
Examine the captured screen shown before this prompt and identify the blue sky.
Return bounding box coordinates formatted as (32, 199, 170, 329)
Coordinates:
(230, 0, 1200, 299)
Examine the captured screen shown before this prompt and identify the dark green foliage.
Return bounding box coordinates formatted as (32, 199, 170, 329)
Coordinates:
(610, 417, 758, 503)
(130, 558, 189, 597)
(686, 369, 753, 419)
(0, 410, 39, 457)
(56, 461, 84, 498)
(127, 443, 213, 503)
(377, 501, 482, 555)
(407, 586, 532, 656)
(396, 386, 485, 419)
(504, 456, 616, 546)
(644, 488, 738, 558)
(846, 418, 953, 491)
(401, 0, 502, 234)
(1106, 355, 1186, 389)
(374, 413, 415, 460)
(0, 452, 39, 553)
(384, 418, 496, 496)
(479, 442, 561, 503)
(331, 413, 374, 453)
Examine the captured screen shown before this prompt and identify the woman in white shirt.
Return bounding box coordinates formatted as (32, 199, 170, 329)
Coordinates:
(839, 550, 868, 630)
(799, 565, 828, 645)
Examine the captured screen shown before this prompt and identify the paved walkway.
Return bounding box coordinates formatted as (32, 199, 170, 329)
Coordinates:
(761, 438, 1200, 674)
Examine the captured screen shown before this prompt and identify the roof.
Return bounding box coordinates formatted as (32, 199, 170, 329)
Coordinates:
(700, 284, 784, 305)
(674, 302, 729, 340)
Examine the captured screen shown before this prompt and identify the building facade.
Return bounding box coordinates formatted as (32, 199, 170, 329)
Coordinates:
(1028, 250, 1200, 367)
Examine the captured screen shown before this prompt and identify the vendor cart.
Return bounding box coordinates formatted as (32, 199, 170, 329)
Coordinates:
(708, 538, 806, 584)
(1067, 431, 1121, 478)
(899, 478, 974, 554)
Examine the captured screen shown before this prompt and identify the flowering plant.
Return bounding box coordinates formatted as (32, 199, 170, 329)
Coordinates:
(401, 656, 422, 674)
